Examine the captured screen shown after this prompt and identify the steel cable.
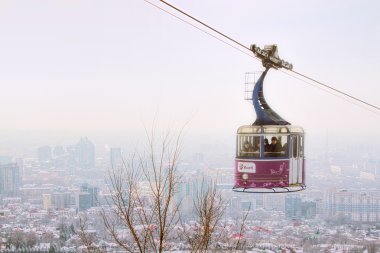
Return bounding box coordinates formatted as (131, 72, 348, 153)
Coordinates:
(145, 0, 380, 114)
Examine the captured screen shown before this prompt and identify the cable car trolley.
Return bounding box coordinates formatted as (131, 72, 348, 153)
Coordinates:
(233, 44, 306, 193)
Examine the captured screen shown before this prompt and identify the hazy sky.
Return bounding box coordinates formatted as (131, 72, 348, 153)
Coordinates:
(0, 0, 379, 148)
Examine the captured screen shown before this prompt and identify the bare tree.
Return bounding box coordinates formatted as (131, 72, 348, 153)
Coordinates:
(25, 231, 38, 248)
(8, 230, 25, 249)
(101, 127, 184, 253)
(78, 215, 103, 253)
(180, 180, 225, 252)
(231, 208, 250, 252)
(179, 179, 252, 253)
(80, 123, 251, 253)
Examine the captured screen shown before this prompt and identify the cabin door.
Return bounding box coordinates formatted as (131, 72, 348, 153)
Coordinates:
(297, 136, 304, 184)
(290, 135, 298, 184)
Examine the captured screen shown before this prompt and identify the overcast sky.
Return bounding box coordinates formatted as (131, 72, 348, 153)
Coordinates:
(0, 0, 379, 150)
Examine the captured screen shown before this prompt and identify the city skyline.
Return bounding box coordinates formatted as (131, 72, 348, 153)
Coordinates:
(0, 1, 379, 251)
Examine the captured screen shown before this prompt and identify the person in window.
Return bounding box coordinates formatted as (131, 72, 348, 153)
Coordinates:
(269, 137, 282, 157)
(251, 139, 260, 157)
(242, 141, 253, 156)
(253, 140, 260, 152)
(264, 138, 269, 152)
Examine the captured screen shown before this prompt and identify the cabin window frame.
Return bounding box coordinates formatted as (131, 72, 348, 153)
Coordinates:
(237, 133, 290, 159)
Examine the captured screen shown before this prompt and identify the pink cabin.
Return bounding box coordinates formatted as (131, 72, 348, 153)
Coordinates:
(233, 125, 305, 193)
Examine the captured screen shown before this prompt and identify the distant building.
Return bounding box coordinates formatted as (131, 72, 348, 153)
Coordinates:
(285, 195, 302, 218)
(0, 156, 12, 165)
(42, 194, 52, 210)
(80, 183, 98, 207)
(241, 198, 255, 211)
(53, 145, 65, 157)
(0, 163, 20, 196)
(175, 175, 210, 217)
(14, 158, 23, 177)
(327, 189, 380, 223)
(302, 199, 317, 219)
(250, 194, 264, 209)
(38, 146, 52, 162)
(76, 137, 95, 169)
(19, 184, 55, 198)
(75, 184, 99, 211)
(52, 192, 71, 210)
(67, 137, 95, 169)
(227, 195, 256, 217)
(263, 194, 285, 211)
(285, 195, 317, 219)
(77, 192, 92, 211)
(110, 147, 122, 168)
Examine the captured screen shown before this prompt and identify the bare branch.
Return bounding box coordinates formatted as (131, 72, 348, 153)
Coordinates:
(78, 216, 103, 253)
(102, 125, 185, 253)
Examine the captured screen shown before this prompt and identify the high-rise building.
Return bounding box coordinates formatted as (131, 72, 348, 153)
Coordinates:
(0, 163, 20, 196)
(77, 192, 92, 211)
(285, 195, 302, 218)
(37, 146, 52, 162)
(67, 137, 95, 169)
(53, 192, 71, 210)
(53, 145, 65, 157)
(327, 189, 380, 223)
(42, 194, 52, 210)
(80, 183, 98, 208)
(174, 175, 211, 217)
(15, 158, 24, 180)
(75, 137, 95, 169)
(263, 194, 285, 211)
(0, 156, 12, 165)
(110, 147, 122, 169)
(285, 195, 317, 219)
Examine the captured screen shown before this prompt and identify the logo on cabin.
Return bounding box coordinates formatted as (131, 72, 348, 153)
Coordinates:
(237, 162, 256, 173)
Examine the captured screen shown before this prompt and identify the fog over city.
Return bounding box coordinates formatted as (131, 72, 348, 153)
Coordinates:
(0, 1, 380, 253)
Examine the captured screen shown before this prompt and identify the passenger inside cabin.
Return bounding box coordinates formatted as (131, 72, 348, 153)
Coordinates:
(253, 140, 260, 152)
(251, 139, 260, 157)
(268, 136, 282, 157)
(242, 141, 253, 156)
(264, 138, 269, 152)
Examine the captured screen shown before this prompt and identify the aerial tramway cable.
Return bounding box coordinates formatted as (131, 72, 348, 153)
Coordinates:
(278, 69, 380, 116)
(143, 0, 256, 59)
(144, 0, 380, 114)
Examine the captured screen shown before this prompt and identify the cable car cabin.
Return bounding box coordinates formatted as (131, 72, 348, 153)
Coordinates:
(232, 44, 306, 193)
(233, 125, 305, 193)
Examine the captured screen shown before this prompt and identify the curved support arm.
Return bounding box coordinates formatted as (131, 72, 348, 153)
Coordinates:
(252, 68, 290, 126)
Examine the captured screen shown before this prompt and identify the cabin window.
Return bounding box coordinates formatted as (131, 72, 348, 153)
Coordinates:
(292, 135, 298, 158)
(264, 135, 288, 158)
(238, 135, 260, 157)
(299, 136, 304, 158)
